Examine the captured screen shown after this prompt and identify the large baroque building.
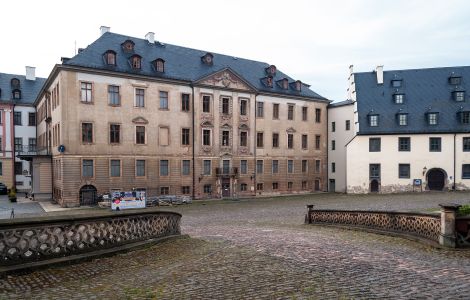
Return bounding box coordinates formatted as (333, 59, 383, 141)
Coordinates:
(33, 27, 329, 207)
(329, 65, 470, 193)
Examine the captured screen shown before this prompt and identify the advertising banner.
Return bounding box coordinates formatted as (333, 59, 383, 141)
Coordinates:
(111, 191, 146, 210)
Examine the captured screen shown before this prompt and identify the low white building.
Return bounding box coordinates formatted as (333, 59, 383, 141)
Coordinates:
(329, 65, 470, 193)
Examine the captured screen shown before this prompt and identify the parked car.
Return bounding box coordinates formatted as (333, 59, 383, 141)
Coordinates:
(0, 183, 7, 195)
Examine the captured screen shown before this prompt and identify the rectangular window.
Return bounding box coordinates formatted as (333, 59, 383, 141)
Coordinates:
(203, 129, 211, 146)
(136, 126, 146, 144)
(287, 134, 294, 149)
(331, 162, 336, 173)
(202, 95, 211, 113)
(136, 160, 146, 177)
(369, 138, 381, 152)
(394, 94, 404, 104)
(302, 107, 308, 121)
(80, 82, 92, 102)
(240, 160, 247, 174)
(369, 164, 380, 178)
(392, 80, 402, 88)
(460, 112, 470, 124)
(203, 160, 211, 175)
(222, 130, 230, 146)
(204, 184, 212, 194)
(14, 112, 22, 125)
(28, 138, 36, 151)
(272, 160, 279, 174)
(369, 115, 379, 127)
(0, 162, 2, 175)
(182, 160, 190, 175)
(110, 160, 121, 177)
(463, 137, 470, 152)
(181, 93, 190, 111)
(272, 182, 279, 190)
(346, 120, 350, 131)
(302, 181, 308, 190)
(398, 114, 408, 126)
(14, 161, 22, 175)
(222, 97, 230, 114)
(182, 128, 190, 146)
(14, 137, 23, 152)
(429, 137, 441, 152)
(110, 124, 120, 144)
(302, 134, 308, 149)
(160, 187, 170, 195)
(108, 85, 120, 105)
(160, 91, 169, 109)
(181, 186, 191, 194)
(240, 131, 247, 147)
(222, 160, 230, 173)
(315, 135, 321, 150)
(273, 103, 279, 119)
(427, 113, 438, 125)
(315, 160, 321, 173)
(82, 159, 93, 177)
(449, 76, 462, 85)
(287, 160, 294, 173)
(257, 102, 264, 118)
(82, 123, 93, 143)
(331, 140, 336, 150)
(240, 183, 247, 191)
(398, 137, 410, 151)
(272, 133, 279, 148)
(454, 91, 465, 102)
(257, 183, 264, 191)
(135, 88, 145, 107)
(332, 122, 336, 132)
(28, 112, 36, 126)
(160, 160, 169, 176)
(240, 99, 247, 116)
(256, 160, 263, 174)
(315, 109, 321, 123)
(302, 160, 308, 173)
(257, 132, 264, 148)
(463, 164, 470, 179)
(288, 104, 294, 120)
(287, 182, 293, 190)
(399, 164, 410, 179)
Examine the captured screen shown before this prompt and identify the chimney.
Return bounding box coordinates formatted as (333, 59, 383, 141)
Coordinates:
(100, 26, 110, 36)
(376, 65, 383, 85)
(25, 66, 36, 81)
(145, 32, 155, 44)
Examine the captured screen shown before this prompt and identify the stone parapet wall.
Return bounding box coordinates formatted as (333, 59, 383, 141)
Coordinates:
(0, 209, 181, 267)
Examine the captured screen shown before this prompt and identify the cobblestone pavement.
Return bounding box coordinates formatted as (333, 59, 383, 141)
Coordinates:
(1, 192, 470, 299)
(0, 195, 44, 219)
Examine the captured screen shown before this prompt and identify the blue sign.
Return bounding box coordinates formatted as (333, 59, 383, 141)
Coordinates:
(413, 179, 422, 186)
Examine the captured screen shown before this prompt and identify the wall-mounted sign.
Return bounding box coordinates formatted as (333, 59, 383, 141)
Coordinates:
(413, 179, 422, 186)
(58, 145, 66, 153)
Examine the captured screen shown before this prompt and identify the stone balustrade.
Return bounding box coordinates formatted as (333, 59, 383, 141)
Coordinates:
(0, 209, 181, 267)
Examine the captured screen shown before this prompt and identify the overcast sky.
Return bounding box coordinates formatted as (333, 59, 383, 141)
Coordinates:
(1, 0, 469, 101)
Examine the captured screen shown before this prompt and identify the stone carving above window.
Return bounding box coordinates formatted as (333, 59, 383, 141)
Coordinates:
(286, 127, 296, 133)
(132, 116, 149, 124)
(197, 69, 253, 91)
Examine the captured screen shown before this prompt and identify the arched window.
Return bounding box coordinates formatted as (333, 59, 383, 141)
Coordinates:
(130, 55, 141, 69)
(266, 76, 273, 87)
(154, 58, 165, 72)
(265, 65, 276, 76)
(12, 89, 21, 100)
(104, 50, 116, 65)
(121, 40, 135, 52)
(11, 78, 20, 89)
(282, 78, 288, 90)
(201, 53, 213, 65)
(295, 80, 302, 91)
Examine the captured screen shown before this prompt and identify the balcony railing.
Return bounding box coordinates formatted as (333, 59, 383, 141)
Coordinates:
(16, 146, 51, 157)
(215, 167, 239, 177)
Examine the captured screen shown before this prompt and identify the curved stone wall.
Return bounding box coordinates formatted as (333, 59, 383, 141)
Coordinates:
(0, 209, 181, 266)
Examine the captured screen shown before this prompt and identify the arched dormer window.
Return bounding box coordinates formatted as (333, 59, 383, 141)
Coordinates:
(130, 55, 142, 70)
(104, 50, 116, 65)
(277, 78, 289, 90)
(121, 40, 135, 53)
(265, 65, 277, 76)
(154, 58, 165, 73)
(11, 78, 20, 89)
(201, 53, 213, 65)
(266, 76, 273, 88)
(12, 89, 21, 100)
(295, 80, 302, 91)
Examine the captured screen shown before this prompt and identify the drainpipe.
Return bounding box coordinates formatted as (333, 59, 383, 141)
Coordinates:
(326, 105, 329, 192)
(453, 133, 456, 190)
(191, 84, 195, 200)
(253, 93, 258, 196)
(11, 104, 16, 191)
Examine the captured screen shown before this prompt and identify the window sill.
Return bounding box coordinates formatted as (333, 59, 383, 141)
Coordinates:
(80, 101, 94, 104)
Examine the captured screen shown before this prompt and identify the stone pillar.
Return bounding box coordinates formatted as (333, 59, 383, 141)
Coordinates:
(305, 204, 314, 224)
(439, 203, 461, 248)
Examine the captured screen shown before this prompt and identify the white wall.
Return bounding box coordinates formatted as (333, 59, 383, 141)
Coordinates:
(14, 105, 36, 191)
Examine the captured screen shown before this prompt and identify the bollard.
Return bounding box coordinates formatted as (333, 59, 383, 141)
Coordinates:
(438, 203, 461, 248)
(305, 204, 314, 224)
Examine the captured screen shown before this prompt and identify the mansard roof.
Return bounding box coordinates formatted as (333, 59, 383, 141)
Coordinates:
(64, 32, 327, 101)
(0, 72, 46, 105)
(354, 65, 470, 134)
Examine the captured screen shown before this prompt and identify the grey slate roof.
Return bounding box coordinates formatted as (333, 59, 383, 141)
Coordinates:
(64, 32, 327, 101)
(0, 72, 46, 105)
(328, 99, 353, 108)
(355, 66, 470, 134)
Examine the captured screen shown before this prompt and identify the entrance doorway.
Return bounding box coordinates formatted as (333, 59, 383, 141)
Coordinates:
(329, 179, 335, 192)
(79, 185, 97, 206)
(370, 179, 379, 192)
(222, 178, 231, 197)
(427, 169, 446, 191)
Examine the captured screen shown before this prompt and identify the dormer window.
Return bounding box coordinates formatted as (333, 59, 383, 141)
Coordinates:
(265, 65, 277, 76)
(121, 40, 135, 53)
(295, 80, 302, 92)
(457, 111, 470, 124)
(104, 50, 116, 65)
(391, 79, 402, 88)
(449, 76, 462, 85)
(396, 113, 408, 126)
(368, 114, 379, 127)
(201, 53, 213, 65)
(130, 55, 142, 69)
(12, 89, 21, 100)
(277, 78, 289, 90)
(154, 58, 165, 73)
(453, 91, 465, 102)
(393, 93, 405, 104)
(426, 112, 439, 125)
(265, 76, 273, 88)
(11, 78, 20, 89)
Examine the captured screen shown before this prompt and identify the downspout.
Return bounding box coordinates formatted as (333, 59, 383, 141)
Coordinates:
(453, 133, 456, 190)
(11, 103, 16, 191)
(253, 93, 258, 196)
(191, 84, 195, 200)
(326, 106, 329, 192)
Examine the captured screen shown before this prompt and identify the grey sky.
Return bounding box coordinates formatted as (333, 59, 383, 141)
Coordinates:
(2, 0, 469, 101)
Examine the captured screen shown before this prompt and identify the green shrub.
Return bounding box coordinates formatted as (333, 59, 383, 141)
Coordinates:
(458, 204, 470, 216)
(8, 187, 17, 202)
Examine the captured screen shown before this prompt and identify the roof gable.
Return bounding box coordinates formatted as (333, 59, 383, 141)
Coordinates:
(195, 68, 255, 91)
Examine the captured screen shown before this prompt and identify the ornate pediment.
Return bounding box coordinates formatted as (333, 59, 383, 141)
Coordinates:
(201, 121, 213, 127)
(221, 123, 231, 129)
(286, 127, 296, 133)
(132, 116, 149, 124)
(196, 68, 254, 91)
(239, 123, 249, 130)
